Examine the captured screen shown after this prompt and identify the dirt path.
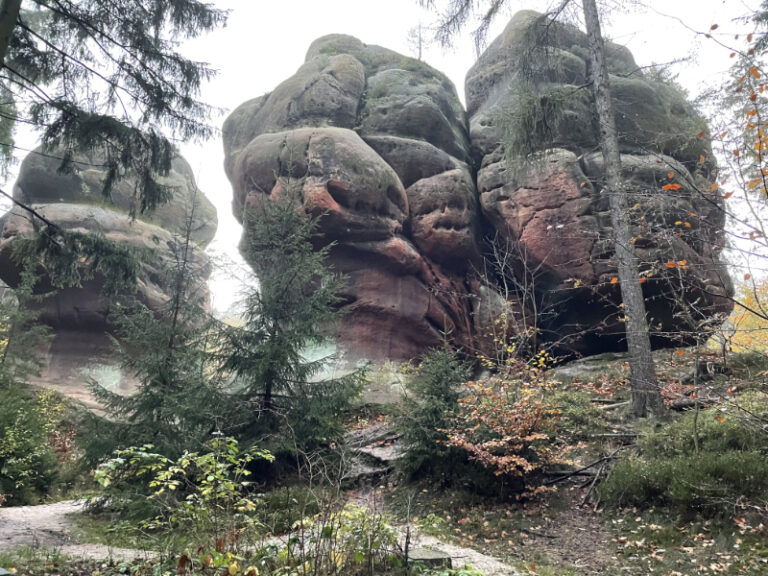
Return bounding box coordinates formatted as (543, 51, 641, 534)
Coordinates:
(1, 497, 519, 574)
(347, 490, 521, 576)
(408, 532, 521, 576)
(0, 500, 153, 561)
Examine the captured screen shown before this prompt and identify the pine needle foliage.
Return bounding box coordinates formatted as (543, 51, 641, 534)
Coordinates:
(394, 348, 472, 479)
(0, 0, 226, 211)
(0, 273, 50, 385)
(223, 180, 363, 451)
(88, 202, 228, 459)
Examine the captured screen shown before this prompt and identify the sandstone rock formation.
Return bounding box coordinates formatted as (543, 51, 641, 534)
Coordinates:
(224, 11, 732, 361)
(0, 150, 217, 406)
(468, 11, 732, 354)
(223, 35, 482, 360)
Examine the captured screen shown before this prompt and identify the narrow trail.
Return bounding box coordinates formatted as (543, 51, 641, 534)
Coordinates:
(1, 497, 520, 574)
(0, 500, 153, 561)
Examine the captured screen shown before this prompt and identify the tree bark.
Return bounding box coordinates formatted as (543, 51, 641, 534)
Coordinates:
(582, 0, 664, 417)
(0, 0, 20, 68)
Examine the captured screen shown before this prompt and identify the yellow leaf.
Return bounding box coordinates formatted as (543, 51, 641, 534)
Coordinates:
(229, 561, 241, 576)
(675, 220, 683, 226)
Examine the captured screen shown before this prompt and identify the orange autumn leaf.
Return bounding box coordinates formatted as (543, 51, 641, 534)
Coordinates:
(668, 172, 675, 179)
(684, 222, 692, 228)
(678, 260, 688, 269)
(639, 277, 647, 284)
(723, 191, 733, 199)
(677, 350, 684, 356)
(662, 183, 682, 191)
(610, 277, 618, 285)
(734, 149, 741, 156)
(697, 131, 706, 138)
(666, 261, 677, 269)
(699, 155, 706, 163)
(712, 183, 720, 192)
(750, 66, 761, 79)
(710, 23, 719, 30)
(745, 273, 752, 280)
(750, 92, 758, 102)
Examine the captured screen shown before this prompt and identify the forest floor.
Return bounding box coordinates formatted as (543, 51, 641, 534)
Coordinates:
(4, 349, 768, 575)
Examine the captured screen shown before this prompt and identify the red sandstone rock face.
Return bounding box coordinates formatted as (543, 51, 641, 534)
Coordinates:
(223, 37, 481, 361)
(224, 13, 732, 361)
(469, 11, 732, 354)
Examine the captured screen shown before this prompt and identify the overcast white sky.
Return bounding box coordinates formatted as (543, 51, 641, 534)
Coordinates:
(2, 0, 761, 313)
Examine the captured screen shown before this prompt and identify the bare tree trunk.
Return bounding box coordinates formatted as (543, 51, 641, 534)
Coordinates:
(0, 0, 20, 67)
(582, 0, 663, 417)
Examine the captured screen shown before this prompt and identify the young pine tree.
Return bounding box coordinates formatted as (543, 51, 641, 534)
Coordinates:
(223, 178, 362, 452)
(394, 348, 472, 479)
(89, 198, 228, 458)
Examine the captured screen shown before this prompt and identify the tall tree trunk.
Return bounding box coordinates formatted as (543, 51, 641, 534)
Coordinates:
(582, 0, 664, 417)
(0, 0, 20, 67)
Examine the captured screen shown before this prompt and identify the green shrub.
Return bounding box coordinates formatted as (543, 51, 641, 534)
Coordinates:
(601, 402, 768, 515)
(93, 436, 274, 544)
(639, 404, 764, 457)
(0, 385, 60, 505)
(601, 451, 768, 513)
(393, 348, 472, 479)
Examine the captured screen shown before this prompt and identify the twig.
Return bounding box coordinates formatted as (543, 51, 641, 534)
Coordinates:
(544, 447, 622, 487)
(580, 462, 605, 507)
(599, 401, 630, 411)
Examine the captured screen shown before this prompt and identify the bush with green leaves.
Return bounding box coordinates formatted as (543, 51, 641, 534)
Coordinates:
(279, 504, 400, 575)
(94, 436, 273, 547)
(393, 348, 472, 479)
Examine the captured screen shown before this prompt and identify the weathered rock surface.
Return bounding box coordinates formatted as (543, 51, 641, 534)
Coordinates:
(0, 150, 216, 404)
(223, 35, 481, 360)
(468, 10, 732, 353)
(224, 12, 731, 361)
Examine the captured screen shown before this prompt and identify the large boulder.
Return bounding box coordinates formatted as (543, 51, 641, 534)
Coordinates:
(223, 35, 481, 361)
(224, 14, 732, 361)
(467, 11, 732, 354)
(0, 150, 216, 406)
